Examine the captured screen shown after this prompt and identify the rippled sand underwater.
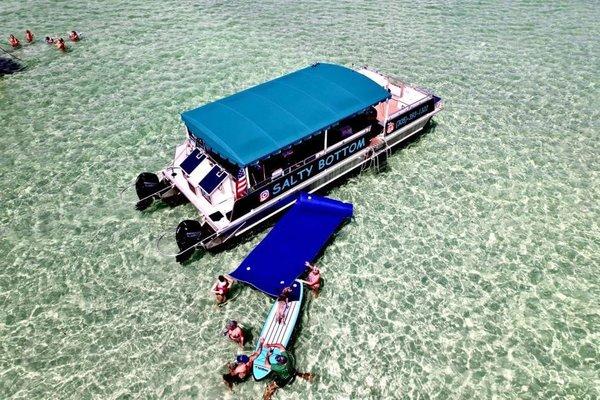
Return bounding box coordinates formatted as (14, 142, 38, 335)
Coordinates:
(1, 1, 599, 399)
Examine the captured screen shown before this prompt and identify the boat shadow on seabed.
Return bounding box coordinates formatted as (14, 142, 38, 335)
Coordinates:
(0, 57, 25, 75)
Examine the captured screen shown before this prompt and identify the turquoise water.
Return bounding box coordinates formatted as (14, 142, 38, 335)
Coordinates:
(1, 1, 599, 399)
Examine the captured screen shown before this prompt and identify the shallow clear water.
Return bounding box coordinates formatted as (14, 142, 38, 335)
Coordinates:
(1, 1, 599, 399)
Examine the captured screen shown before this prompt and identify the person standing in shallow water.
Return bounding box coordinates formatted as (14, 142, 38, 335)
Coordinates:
(223, 320, 245, 347)
(262, 343, 313, 400)
(55, 38, 67, 51)
(222, 338, 264, 390)
(25, 30, 34, 43)
(211, 275, 233, 304)
(304, 261, 321, 298)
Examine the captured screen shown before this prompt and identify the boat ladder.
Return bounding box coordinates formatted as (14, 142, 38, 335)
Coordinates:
(362, 136, 391, 173)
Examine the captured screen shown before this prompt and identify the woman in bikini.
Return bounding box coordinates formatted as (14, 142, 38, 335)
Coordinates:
(55, 38, 67, 51)
(68, 31, 80, 42)
(304, 261, 321, 297)
(211, 275, 233, 304)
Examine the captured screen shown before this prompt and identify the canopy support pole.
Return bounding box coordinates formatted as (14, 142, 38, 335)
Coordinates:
(245, 167, 251, 190)
(382, 96, 391, 134)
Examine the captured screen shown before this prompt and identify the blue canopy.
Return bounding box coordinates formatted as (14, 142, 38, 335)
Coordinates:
(181, 63, 390, 167)
(230, 193, 353, 297)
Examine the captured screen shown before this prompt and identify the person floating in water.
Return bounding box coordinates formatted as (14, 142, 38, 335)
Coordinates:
(8, 35, 20, 48)
(263, 343, 313, 400)
(55, 38, 67, 51)
(211, 275, 233, 304)
(25, 30, 34, 43)
(224, 320, 246, 348)
(45, 36, 54, 44)
(276, 286, 292, 324)
(68, 31, 80, 42)
(222, 338, 264, 390)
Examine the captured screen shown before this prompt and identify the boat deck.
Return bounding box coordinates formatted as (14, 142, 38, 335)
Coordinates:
(163, 142, 235, 230)
(357, 67, 430, 123)
(373, 84, 431, 122)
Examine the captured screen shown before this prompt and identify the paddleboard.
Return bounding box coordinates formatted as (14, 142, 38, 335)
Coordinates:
(252, 282, 303, 381)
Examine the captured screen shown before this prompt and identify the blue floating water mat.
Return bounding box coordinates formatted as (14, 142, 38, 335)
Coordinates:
(230, 193, 353, 297)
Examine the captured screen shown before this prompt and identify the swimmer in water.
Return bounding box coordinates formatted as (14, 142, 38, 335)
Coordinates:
(55, 38, 67, 51)
(45, 36, 54, 44)
(25, 30, 34, 43)
(8, 35, 20, 48)
(68, 31, 80, 42)
(263, 343, 314, 400)
(223, 320, 246, 348)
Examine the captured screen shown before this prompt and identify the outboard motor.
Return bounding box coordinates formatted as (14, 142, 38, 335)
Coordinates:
(175, 220, 206, 263)
(135, 172, 169, 211)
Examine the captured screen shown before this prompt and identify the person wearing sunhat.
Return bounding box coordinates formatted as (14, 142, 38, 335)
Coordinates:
(222, 338, 264, 390)
(263, 343, 313, 400)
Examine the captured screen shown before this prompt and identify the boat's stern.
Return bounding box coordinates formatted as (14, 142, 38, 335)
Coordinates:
(357, 66, 443, 125)
(135, 133, 239, 262)
(165, 138, 240, 259)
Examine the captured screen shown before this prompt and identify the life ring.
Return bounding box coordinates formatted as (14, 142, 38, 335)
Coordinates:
(386, 122, 395, 134)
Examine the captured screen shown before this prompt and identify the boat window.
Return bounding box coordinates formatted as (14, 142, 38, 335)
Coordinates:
(248, 163, 266, 187)
(262, 153, 284, 179)
(254, 132, 325, 184)
(326, 108, 378, 147)
(203, 148, 239, 176)
(287, 132, 325, 165)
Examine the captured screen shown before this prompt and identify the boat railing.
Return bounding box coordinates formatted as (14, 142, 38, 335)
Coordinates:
(386, 95, 432, 121)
